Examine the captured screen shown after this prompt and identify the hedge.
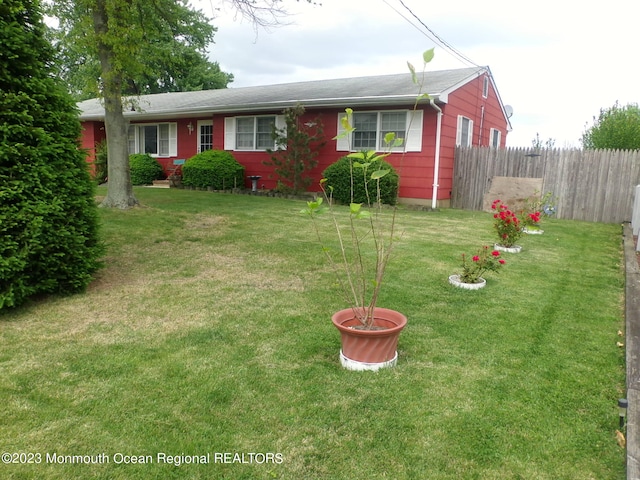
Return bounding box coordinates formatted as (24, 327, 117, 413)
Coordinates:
(0, 1, 103, 309)
(322, 154, 399, 205)
(182, 150, 245, 190)
(129, 154, 163, 185)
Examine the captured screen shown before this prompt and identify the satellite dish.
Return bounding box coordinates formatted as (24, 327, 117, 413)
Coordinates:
(504, 105, 514, 118)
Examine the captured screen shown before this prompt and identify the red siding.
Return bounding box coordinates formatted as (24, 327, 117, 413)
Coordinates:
(79, 73, 509, 202)
(80, 121, 106, 176)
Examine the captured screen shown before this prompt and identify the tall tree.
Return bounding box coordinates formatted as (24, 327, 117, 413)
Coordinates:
(581, 101, 640, 150)
(49, 0, 219, 208)
(49, 0, 317, 209)
(0, 0, 103, 309)
(49, 13, 233, 101)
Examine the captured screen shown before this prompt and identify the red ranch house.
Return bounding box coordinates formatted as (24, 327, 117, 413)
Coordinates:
(78, 66, 511, 207)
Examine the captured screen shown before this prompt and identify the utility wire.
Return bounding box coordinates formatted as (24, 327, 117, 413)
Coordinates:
(382, 0, 482, 68)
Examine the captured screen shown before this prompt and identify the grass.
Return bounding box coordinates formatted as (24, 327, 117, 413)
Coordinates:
(0, 186, 626, 479)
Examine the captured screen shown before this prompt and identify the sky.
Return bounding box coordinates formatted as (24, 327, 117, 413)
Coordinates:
(195, 0, 639, 148)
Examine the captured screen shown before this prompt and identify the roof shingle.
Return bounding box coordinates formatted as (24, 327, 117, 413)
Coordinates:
(78, 67, 485, 121)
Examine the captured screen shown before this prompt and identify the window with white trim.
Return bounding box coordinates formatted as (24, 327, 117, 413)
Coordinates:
(336, 110, 423, 152)
(490, 128, 501, 148)
(224, 115, 279, 151)
(456, 116, 473, 147)
(128, 123, 177, 157)
(198, 120, 213, 152)
(483, 76, 489, 98)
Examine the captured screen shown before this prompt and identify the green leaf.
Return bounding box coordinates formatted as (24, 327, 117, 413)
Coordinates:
(408, 61, 417, 84)
(336, 110, 355, 136)
(371, 169, 390, 180)
(369, 154, 389, 163)
(423, 48, 435, 64)
(383, 132, 396, 145)
(350, 203, 362, 215)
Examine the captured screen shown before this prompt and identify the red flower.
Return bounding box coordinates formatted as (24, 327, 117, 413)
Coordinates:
(472, 255, 480, 262)
(499, 259, 505, 264)
(491, 250, 500, 257)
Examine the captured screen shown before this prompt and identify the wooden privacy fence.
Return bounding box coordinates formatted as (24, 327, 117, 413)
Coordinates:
(452, 147, 640, 223)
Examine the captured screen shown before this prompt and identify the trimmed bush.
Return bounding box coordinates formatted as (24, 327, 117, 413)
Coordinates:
(0, 1, 103, 309)
(322, 153, 399, 205)
(129, 154, 163, 185)
(182, 150, 245, 189)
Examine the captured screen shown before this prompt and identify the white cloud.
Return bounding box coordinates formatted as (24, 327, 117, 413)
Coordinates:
(198, 0, 640, 147)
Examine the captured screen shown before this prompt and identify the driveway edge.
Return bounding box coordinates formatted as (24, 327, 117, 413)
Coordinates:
(624, 223, 640, 479)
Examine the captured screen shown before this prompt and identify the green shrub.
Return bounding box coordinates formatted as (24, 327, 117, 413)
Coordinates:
(182, 150, 245, 189)
(0, 1, 103, 309)
(322, 153, 399, 205)
(129, 154, 163, 185)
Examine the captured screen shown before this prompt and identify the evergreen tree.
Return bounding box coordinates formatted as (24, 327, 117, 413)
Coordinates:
(0, 0, 103, 309)
(266, 104, 325, 193)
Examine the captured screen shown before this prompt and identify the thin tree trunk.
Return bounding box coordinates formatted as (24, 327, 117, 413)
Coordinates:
(93, 0, 138, 209)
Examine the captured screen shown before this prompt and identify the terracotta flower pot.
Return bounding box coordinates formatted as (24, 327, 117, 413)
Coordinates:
(331, 307, 407, 371)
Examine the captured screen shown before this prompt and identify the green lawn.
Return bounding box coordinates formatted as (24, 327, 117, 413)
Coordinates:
(0, 187, 626, 479)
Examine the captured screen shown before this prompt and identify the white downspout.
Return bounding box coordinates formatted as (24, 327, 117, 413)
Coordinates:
(430, 99, 443, 209)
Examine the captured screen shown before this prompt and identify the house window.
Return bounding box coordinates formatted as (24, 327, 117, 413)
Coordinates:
(224, 115, 285, 151)
(351, 111, 407, 150)
(256, 117, 275, 149)
(483, 76, 489, 98)
(380, 112, 407, 148)
(234, 116, 276, 150)
(198, 120, 213, 152)
(336, 110, 424, 152)
(128, 123, 177, 157)
(490, 128, 501, 148)
(456, 116, 473, 147)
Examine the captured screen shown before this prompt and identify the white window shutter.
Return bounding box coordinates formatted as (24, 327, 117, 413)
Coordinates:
(224, 117, 235, 150)
(468, 119, 474, 146)
(456, 116, 463, 146)
(336, 112, 350, 151)
(405, 110, 423, 152)
(169, 123, 177, 156)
